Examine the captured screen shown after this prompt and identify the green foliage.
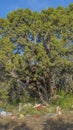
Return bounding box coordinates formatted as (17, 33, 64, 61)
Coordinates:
(0, 4, 73, 105)
(55, 91, 73, 110)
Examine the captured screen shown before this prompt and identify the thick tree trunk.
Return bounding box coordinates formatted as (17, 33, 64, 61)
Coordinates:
(36, 80, 49, 105)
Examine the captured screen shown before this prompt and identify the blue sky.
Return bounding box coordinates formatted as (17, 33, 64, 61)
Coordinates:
(0, 0, 73, 18)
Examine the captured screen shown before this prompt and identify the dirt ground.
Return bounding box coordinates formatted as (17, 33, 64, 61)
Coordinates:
(0, 111, 73, 130)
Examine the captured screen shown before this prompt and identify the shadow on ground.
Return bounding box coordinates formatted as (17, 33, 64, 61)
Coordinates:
(0, 116, 73, 130)
(0, 120, 32, 130)
(43, 118, 73, 130)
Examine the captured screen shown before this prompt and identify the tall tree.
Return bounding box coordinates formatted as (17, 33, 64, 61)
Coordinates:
(0, 4, 73, 104)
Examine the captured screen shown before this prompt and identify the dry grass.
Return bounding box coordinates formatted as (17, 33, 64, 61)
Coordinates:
(0, 111, 73, 130)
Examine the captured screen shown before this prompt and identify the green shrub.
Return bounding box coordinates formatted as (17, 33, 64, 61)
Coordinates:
(55, 90, 73, 110)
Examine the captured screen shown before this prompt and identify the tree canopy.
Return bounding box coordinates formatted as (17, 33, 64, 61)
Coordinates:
(0, 4, 73, 104)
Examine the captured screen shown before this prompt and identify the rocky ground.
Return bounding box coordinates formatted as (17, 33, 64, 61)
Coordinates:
(0, 111, 73, 130)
